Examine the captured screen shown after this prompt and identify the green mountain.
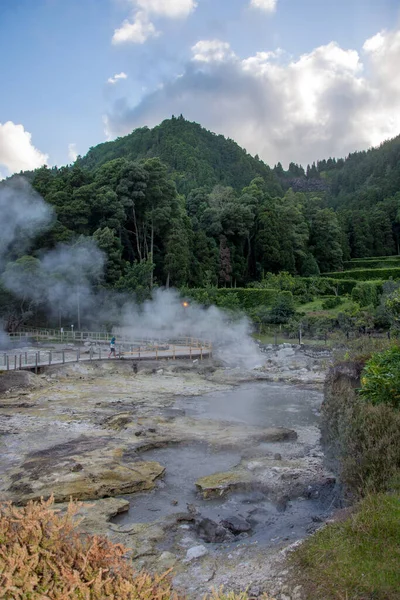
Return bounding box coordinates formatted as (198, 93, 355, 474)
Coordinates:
(78, 115, 282, 197)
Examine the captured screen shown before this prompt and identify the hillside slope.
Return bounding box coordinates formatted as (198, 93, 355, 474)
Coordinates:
(78, 116, 282, 196)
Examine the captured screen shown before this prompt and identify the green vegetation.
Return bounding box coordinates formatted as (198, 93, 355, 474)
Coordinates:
(296, 337, 400, 600)
(360, 346, 400, 409)
(294, 492, 400, 600)
(323, 267, 400, 280)
(2, 117, 400, 335)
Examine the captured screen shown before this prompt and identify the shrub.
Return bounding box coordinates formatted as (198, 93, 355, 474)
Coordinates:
(0, 497, 275, 600)
(0, 496, 180, 599)
(321, 296, 342, 310)
(351, 281, 383, 307)
(184, 288, 278, 309)
(268, 291, 296, 324)
(359, 346, 400, 409)
(323, 359, 400, 495)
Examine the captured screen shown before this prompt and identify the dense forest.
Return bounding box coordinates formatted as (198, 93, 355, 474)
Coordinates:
(2, 116, 400, 296)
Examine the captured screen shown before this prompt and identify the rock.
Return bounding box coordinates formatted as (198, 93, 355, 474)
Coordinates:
(186, 545, 208, 561)
(274, 453, 282, 461)
(6, 445, 165, 503)
(56, 497, 129, 536)
(157, 369, 164, 375)
(171, 499, 178, 506)
(220, 516, 252, 534)
(248, 586, 261, 597)
(196, 470, 253, 498)
(196, 517, 231, 543)
(105, 413, 133, 430)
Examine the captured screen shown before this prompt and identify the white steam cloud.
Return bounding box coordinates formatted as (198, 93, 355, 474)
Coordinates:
(0, 178, 53, 270)
(116, 289, 262, 369)
(0, 180, 260, 368)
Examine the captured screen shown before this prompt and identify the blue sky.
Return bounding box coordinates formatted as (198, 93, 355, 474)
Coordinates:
(1, 0, 400, 176)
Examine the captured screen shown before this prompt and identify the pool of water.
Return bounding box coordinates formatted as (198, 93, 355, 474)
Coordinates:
(112, 382, 335, 547)
(174, 381, 322, 428)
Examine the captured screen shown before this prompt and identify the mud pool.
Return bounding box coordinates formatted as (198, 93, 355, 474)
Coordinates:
(0, 360, 334, 598)
(113, 382, 335, 548)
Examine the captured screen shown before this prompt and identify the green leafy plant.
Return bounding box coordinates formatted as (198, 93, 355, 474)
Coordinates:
(359, 346, 400, 408)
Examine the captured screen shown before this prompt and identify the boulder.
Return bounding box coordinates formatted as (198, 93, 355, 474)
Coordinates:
(220, 515, 252, 534)
(195, 517, 232, 543)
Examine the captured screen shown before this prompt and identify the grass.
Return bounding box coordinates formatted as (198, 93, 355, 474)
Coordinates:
(293, 491, 400, 600)
(297, 297, 354, 317)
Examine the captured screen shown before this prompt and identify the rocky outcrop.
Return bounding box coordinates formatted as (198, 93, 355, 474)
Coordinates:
(196, 455, 334, 501)
(6, 439, 165, 503)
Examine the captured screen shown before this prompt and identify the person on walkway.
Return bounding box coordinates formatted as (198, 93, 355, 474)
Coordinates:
(108, 336, 116, 359)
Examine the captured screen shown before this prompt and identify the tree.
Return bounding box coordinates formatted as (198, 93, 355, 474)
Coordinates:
(219, 235, 232, 286)
(309, 209, 343, 272)
(93, 227, 123, 285)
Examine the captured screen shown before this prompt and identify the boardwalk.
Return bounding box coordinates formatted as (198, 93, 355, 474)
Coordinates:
(0, 330, 212, 372)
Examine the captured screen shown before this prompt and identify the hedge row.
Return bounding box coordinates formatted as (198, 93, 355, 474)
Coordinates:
(343, 259, 400, 270)
(301, 277, 359, 295)
(185, 287, 278, 309)
(322, 268, 400, 281)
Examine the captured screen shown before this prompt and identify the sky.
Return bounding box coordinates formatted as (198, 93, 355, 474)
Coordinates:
(1, 0, 400, 179)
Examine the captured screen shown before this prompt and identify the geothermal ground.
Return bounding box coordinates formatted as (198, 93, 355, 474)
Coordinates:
(0, 347, 335, 599)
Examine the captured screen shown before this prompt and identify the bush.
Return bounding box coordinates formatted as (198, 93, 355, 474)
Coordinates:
(185, 288, 278, 309)
(359, 346, 400, 409)
(351, 281, 383, 307)
(0, 497, 275, 600)
(323, 359, 400, 495)
(0, 496, 180, 599)
(321, 296, 342, 310)
(268, 291, 296, 324)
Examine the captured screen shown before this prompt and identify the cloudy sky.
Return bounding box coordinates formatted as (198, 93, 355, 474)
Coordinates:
(1, 0, 400, 178)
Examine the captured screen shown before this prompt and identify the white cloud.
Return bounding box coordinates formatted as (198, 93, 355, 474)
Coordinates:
(192, 40, 236, 63)
(136, 0, 197, 18)
(0, 121, 48, 176)
(68, 143, 78, 163)
(250, 0, 277, 13)
(113, 11, 158, 44)
(107, 71, 128, 84)
(104, 27, 400, 167)
(112, 0, 197, 45)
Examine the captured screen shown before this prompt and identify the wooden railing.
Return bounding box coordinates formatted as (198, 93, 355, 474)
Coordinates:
(0, 331, 212, 372)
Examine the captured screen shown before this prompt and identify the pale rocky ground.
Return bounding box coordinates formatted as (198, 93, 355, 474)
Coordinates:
(0, 348, 332, 599)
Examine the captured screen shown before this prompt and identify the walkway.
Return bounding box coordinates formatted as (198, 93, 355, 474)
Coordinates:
(0, 330, 212, 372)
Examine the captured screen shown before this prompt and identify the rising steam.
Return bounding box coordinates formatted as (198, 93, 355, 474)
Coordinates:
(0, 178, 261, 368)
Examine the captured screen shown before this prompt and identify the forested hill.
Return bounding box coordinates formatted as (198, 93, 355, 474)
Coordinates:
(78, 116, 282, 197)
(275, 134, 400, 210)
(1, 117, 400, 299)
